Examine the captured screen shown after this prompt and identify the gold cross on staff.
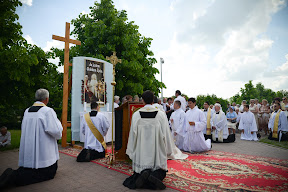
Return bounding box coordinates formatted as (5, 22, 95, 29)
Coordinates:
(52, 22, 81, 148)
(106, 51, 122, 67)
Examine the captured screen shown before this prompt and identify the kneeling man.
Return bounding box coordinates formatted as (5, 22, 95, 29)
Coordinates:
(77, 102, 110, 162)
(239, 104, 258, 141)
(268, 103, 288, 141)
(0, 89, 63, 189)
(123, 90, 173, 190)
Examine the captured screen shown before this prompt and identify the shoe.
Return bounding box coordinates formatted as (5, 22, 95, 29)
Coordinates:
(135, 170, 150, 188)
(0, 168, 13, 189)
(148, 175, 166, 190)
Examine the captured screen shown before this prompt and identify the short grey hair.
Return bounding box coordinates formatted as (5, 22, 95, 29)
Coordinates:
(35, 89, 49, 101)
(0, 126, 7, 131)
(114, 96, 120, 101)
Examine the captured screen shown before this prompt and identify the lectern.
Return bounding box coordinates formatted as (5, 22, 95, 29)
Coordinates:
(115, 102, 145, 160)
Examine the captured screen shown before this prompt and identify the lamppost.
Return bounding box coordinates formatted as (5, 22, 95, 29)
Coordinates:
(160, 58, 164, 101)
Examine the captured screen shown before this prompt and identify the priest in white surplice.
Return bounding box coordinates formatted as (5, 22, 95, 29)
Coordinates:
(268, 103, 288, 141)
(183, 98, 211, 152)
(210, 103, 235, 143)
(0, 89, 63, 189)
(169, 101, 185, 150)
(124, 90, 181, 190)
(77, 102, 110, 162)
(238, 104, 258, 141)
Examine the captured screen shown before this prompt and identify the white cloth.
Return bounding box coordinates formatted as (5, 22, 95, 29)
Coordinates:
(0, 131, 11, 146)
(169, 108, 185, 150)
(126, 105, 173, 173)
(81, 112, 110, 152)
(19, 102, 63, 169)
(239, 105, 244, 113)
(183, 106, 211, 152)
(210, 111, 229, 141)
(162, 103, 167, 112)
(268, 109, 288, 133)
(236, 113, 242, 123)
(238, 111, 258, 141)
(114, 102, 119, 108)
(171, 95, 187, 112)
(152, 103, 165, 111)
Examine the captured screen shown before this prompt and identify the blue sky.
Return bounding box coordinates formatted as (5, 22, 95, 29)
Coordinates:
(17, 0, 288, 99)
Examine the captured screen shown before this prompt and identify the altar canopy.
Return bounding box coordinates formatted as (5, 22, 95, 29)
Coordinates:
(71, 57, 113, 141)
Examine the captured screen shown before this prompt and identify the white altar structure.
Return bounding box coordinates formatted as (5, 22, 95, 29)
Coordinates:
(71, 56, 114, 142)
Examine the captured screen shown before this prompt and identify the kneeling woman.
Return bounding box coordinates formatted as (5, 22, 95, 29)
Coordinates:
(226, 107, 237, 141)
(211, 104, 235, 143)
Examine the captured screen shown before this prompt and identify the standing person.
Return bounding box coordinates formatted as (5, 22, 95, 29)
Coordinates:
(255, 99, 261, 109)
(211, 103, 234, 143)
(238, 104, 258, 141)
(259, 99, 270, 135)
(0, 126, 11, 148)
(226, 107, 237, 135)
(183, 98, 211, 153)
(77, 102, 110, 162)
(133, 95, 139, 102)
(268, 103, 288, 141)
(239, 100, 247, 113)
(249, 99, 259, 130)
(281, 97, 288, 111)
(202, 101, 213, 140)
(169, 101, 185, 150)
(123, 90, 173, 190)
(162, 97, 167, 112)
(152, 96, 164, 111)
(0, 89, 63, 189)
(165, 97, 174, 120)
(172, 90, 187, 112)
(114, 96, 120, 108)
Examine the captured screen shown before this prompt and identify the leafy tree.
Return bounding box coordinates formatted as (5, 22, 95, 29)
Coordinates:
(51, 0, 165, 98)
(196, 94, 229, 112)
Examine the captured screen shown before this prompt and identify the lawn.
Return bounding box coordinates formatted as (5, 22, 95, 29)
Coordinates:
(259, 136, 288, 150)
(0, 129, 72, 151)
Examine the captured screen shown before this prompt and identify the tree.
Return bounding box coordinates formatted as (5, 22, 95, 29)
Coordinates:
(196, 94, 229, 112)
(51, 0, 165, 98)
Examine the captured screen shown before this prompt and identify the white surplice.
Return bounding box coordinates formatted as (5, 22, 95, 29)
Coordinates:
(238, 111, 258, 141)
(210, 111, 229, 141)
(171, 95, 187, 112)
(81, 111, 110, 152)
(152, 103, 165, 111)
(19, 102, 63, 169)
(268, 109, 288, 133)
(183, 106, 211, 152)
(169, 108, 185, 150)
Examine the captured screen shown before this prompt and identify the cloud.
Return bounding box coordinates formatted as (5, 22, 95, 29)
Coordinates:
(24, 35, 35, 45)
(20, 0, 32, 6)
(43, 40, 65, 52)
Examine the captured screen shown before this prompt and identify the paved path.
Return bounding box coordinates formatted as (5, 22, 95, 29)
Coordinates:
(0, 133, 287, 192)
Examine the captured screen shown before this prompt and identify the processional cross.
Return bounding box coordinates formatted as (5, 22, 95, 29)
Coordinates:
(52, 22, 81, 147)
(106, 51, 122, 165)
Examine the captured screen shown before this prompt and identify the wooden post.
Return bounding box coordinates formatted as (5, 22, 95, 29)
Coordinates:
(52, 22, 81, 147)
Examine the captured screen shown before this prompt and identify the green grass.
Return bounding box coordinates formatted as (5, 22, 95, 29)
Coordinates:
(259, 137, 288, 149)
(0, 128, 72, 151)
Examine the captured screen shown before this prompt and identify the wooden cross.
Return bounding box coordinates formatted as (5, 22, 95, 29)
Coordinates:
(52, 22, 81, 147)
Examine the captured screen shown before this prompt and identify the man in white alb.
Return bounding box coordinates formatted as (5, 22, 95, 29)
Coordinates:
(238, 104, 258, 141)
(211, 103, 235, 143)
(171, 90, 187, 112)
(124, 90, 173, 190)
(268, 103, 288, 141)
(183, 98, 211, 153)
(169, 101, 185, 150)
(77, 102, 110, 162)
(0, 89, 63, 189)
(114, 95, 120, 108)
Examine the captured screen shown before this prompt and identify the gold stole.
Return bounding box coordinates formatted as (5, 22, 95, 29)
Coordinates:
(32, 103, 46, 107)
(272, 110, 281, 139)
(206, 108, 212, 135)
(84, 113, 107, 150)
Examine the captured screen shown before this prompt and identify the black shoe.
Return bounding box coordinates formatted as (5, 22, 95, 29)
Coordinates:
(135, 170, 150, 188)
(148, 175, 166, 190)
(0, 168, 13, 189)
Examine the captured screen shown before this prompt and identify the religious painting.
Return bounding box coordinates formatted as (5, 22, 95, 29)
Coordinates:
(84, 60, 106, 107)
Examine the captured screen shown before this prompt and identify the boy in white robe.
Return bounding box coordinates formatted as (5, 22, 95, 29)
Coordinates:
(183, 98, 211, 153)
(77, 102, 110, 162)
(268, 103, 288, 141)
(238, 104, 258, 141)
(0, 89, 63, 189)
(124, 90, 173, 190)
(210, 103, 235, 143)
(169, 101, 185, 150)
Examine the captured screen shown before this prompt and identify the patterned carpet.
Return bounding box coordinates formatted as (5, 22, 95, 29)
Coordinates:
(60, 148, 288, 191)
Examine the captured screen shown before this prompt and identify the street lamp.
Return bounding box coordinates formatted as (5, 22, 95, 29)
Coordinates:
(160, 58, 164, 101)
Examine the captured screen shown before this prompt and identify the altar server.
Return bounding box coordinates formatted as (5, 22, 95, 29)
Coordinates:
(170, 101, 185, 150)
(268, 103, 288, 141)
(77, 102, 110, 162)
(0, 89, 63, 189)
(238, 104, 258, 141)
(183, 98, 211, 153)
(124, 90, 173, 190)
(171, 90, 187, 112)
(211, 103, 235, 143)
(202, 101, 213, 140)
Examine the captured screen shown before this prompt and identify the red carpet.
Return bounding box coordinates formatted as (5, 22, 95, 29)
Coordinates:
(60, 148, 288, 191)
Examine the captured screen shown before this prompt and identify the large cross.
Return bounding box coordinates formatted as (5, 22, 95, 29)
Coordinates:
(106, 51, 122, 77)
(52, 22, 81, 147)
